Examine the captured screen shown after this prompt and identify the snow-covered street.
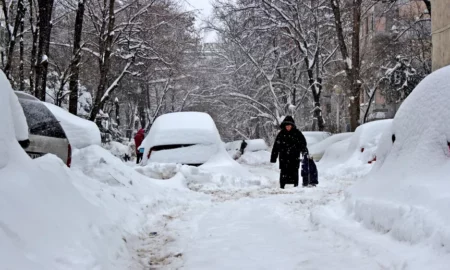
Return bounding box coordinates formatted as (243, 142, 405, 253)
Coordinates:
(2, 19, 450, 268)
(137, 162, 450, 270)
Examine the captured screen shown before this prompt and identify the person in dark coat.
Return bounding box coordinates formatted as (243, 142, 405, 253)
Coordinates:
(270, 116, 308, 189)
(134, 129, 145, 164)
(239, 140, 248, 155)
(301, 155, 318, 187)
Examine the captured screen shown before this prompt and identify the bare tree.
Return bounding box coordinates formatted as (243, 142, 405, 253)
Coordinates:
(1, 0, 26, 79)
(68, 0, 87, 114)
(330, 0, 362, 131)
(34, 0, 55, 100)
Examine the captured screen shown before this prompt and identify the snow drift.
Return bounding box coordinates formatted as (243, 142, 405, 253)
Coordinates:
(44, 102, 101, 149)
(346, 66, 450, 251)
(0, 74, 128, 269)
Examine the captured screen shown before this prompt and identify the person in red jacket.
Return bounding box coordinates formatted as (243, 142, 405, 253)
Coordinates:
(134, 129, 145, 164)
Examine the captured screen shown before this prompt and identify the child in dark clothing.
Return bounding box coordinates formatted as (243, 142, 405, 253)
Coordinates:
(301, 155, 318, 187)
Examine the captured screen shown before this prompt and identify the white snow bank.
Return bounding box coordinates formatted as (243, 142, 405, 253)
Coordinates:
(309, 133, 353, 161)
(43, 102, 101, 149)
(0, 84, 130, 269)
(303, 131, 331, 146)
(179, 147, 273, 191)
(346, 66, 450, 250)
(320, 120, 392, 168)
(135, 162, 181, 180)
(239, 150, 271, 166)
(200, 147, 254, 178)
(225, 139, 268, 160)
(226, 139, 268, 152)
(102, 141, 132, 158)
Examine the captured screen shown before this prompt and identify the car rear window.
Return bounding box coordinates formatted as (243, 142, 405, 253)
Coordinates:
(19, 99, 67, 139)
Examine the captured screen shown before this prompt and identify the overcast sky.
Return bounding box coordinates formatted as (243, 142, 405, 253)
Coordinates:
(184, 0, 217, 42)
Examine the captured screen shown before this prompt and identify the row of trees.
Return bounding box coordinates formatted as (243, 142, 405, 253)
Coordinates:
(197, 0, 431, 141)
(0, 0, 432, 143)
(1, 0, 200, 130)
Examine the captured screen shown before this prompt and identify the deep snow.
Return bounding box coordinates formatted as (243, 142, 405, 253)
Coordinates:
(345, 66, 450, 253)
(4, 67, 450, 269)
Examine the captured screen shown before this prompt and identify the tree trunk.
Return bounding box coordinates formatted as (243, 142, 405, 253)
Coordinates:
(330, 0, 362, 131)
(35, 0, 54, 101)
(89, 0, 116, 121)
(350, 0, 362, 130)
(29, 0, 38, 95)
(19, 5, 25, 90)
(312, 78, 325, 131)
(68, 0, 86, 115)
(2, 0, 25, 79)
(115, 99, 120, 126)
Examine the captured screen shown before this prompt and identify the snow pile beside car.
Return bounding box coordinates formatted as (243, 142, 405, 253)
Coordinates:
(0, 81, 129, 269)
(44, 102, 101, 149)
(346, 66, 450, 250)
(103, 141, 132, 159)
(226, 139, 270, 163)
(238, 150, 271, 166)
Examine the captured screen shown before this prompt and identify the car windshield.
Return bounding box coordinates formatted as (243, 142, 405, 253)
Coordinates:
(151, 144, 196, 151)
(19, 99, 67, 138)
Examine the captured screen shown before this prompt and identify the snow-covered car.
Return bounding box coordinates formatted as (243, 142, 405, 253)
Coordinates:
(308, 133, 353, 161)
(303, 131, 331, 146)
(140, 112, 222, 166)
(15, 91, 72, 166)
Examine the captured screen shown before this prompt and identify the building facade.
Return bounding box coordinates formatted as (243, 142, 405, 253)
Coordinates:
(432, 0, 450, 71)
(359, 0, 430, 123)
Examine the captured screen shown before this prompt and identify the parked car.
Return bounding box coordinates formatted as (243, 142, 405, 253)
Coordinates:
(15, 92, 72, 167)
(140, 112, 222, 166)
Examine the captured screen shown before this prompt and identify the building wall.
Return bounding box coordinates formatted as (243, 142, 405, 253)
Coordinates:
(432, 0, 450, 71)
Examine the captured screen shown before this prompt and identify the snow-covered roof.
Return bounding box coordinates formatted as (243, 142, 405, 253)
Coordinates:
(43, 103, 101, 149)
